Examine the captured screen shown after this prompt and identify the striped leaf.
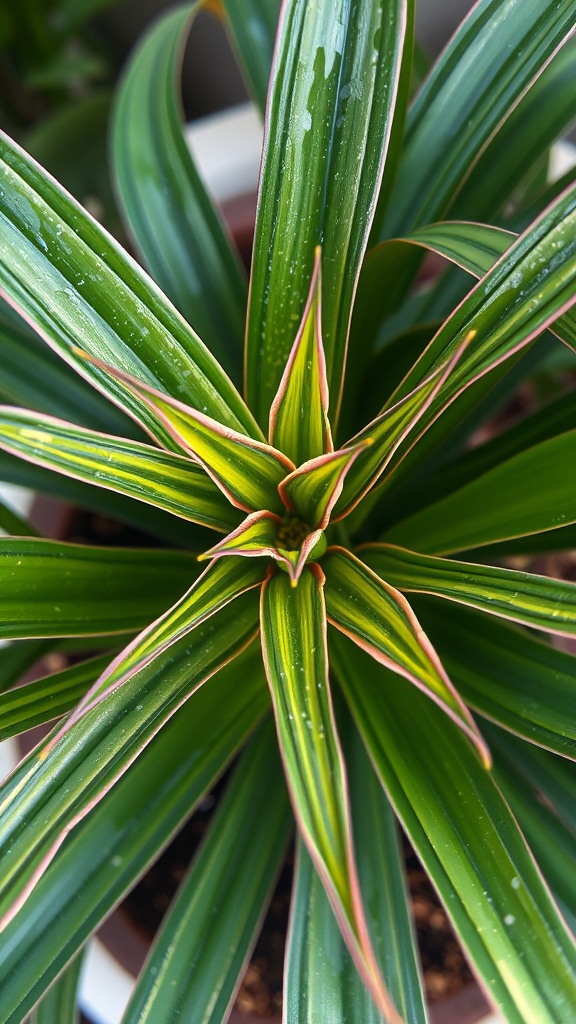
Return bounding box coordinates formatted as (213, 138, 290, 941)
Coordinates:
(269, 249, 332, 465)
(245, 0, 407, 428)
(260, 567, 402, 1023)
(0, 651, 269, 1024)
(121, 720, 291, 1024)
(112, 4, 247, 380)
(0, 585, 260, 931)
(333, 634, 576, 1024)
(0, 407, 239, 533)
(0, 133, 259, 446)
(323, 548, 489, 765)
(279, 444, 366, 530)
(221, 0, 280, 114)
(365, 544, 576, 637)
(416, 598, 576, 760)
(74, 356, 292, 513)
(0, 537, 198, 639)
(31, 949, 84, 1024)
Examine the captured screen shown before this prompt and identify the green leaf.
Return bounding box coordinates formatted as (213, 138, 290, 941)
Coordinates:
(0, 300, 135, 435)
(280, 443, 366, 530)
(323, 548, 488, 764)
(332, 632, 576, 1024)
(285, 840, 385, 1024)
(80, 358, 291, 513)
(245, 0, 407, 428)
(384, 430, 576, 555)
(112, 4, 247, 381)
(31, 949, 83, 1024)
(260, 567, 401, 1022)
(0, 651, 113, 740)
(382, 183, 576, 458)
(0, 406, 239, 534)
(450, 39, 576, 222)
(122, 720, 291, 1024)
(379, 0, 576, 237)
(0, 586, 260, 931)
(221, 0, 280, 114)
(0, 495, 38, 537)
(0, 537, 198, 638)
(0, 651, 269, 1023)
(0, 639, 54, 695)
(269, 249, 332, 465)
(345, 721, 428, 1024)
(0, 132, 259, 448)
(416, 598, 576, 760)
(487, 729, 576, 924)
(366, 544, 576, 637)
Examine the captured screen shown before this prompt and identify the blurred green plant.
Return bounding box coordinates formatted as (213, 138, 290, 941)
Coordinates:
(0, 2, 576, 1023)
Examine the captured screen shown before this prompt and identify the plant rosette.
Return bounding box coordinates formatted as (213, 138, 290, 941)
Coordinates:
(1, 2, 576, 1024)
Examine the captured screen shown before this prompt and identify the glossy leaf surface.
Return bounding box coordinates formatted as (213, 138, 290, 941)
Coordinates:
(0, 652, 113, 740)
(112, 4, 247, 380)
(333, 633, 576, 1024)
(417, 598, 576, 760)
(122, 721, 291, 1024)
(0, 538, 197, 638)
(380, 0, 576, 237)
(323, 548, 487, 764)
(0, 133, 258, 446)
(0, 652, 269, 1024)
(384, 430, 576, 554)
(366, 544, 576, 638)
(260, 567, 400, 1022)
(269, 250, 331, 465)
(246, 0, 406, 427)
(279, 444, 365, 530)
(0, 588, 259, 931)
(0, 407, 239, 533)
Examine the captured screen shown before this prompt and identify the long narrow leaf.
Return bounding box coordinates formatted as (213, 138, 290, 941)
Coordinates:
(332, 632, 576, 1024)
(365, 544, 576, 637)
(0, 650, 269, 1024)
(221, 0, 280, 114)
(121, 721, 291, 1024)
(0, 407, 240, 533)
(260, 566, 402, 1023)
(323, 548, 488, 765)
(0, 537, 198, 638)
(383, 430, 576, 555)
(246, 0, 407, 427)
(379, 0, 576, 237)
(0, 651, 113, 740)
(112, 4, 247, 380)
(31, 950, 84, 1024)
(416, 597, 576, 760)
(0, 586, 260, 931)
(0, 132, 259, 446)
(76, 356, 291, 513)
(0, 639, 54, 695)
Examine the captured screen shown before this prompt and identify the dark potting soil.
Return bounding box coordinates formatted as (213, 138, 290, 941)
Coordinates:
(53, 506, 474, 1016)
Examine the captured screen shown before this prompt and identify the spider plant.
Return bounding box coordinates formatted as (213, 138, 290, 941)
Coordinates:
(0, 2, 576, 1022)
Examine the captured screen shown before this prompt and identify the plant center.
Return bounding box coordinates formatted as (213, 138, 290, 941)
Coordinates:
(276, 516, 312, 552)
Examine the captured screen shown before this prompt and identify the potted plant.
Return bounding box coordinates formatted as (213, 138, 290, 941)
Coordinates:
(0, 1, 576, 1022)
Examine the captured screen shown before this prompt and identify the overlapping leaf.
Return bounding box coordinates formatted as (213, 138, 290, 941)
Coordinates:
(279, 444, 366, 530)
(379, 0, 576, 237)
(245, 0, 407, 427)
(0, 652, 269, 1024)
(416, 598, 576, 760)
(0, 132, 259, 449)
(221, 0, 281, 114)
(260, 567, 402, 1023)
(0, 581, 260, 931)
(112, 4, 247, 380)
(0, 407, 240, 532)
(31, 950, 84, 1024)
(333, 633, 576, 1024)
(366, 544, 576, 637)
(323, 547, 488, 765)
(121, 722, 291, 1024)
(0, 537, 197, 638)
